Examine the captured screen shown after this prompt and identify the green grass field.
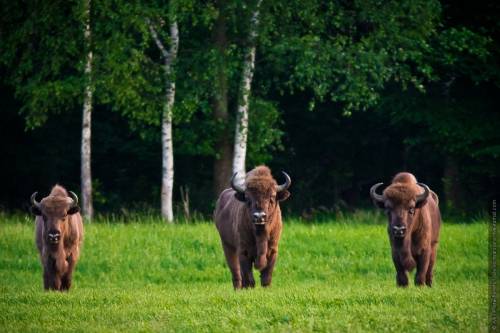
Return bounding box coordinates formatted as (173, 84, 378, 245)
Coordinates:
(0, 216, 489, 332)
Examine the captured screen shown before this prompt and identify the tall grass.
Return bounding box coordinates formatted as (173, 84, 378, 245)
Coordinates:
(0, 216, 489, 332)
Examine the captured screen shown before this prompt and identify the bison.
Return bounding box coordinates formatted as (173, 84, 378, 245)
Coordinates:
(214, 166, 291, 289)
(370, 172, 441, 287)
(30, 185, 84, 291)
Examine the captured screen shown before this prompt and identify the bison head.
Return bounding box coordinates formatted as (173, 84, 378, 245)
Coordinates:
(231, 167, 291, 225)
(370, 181, 429, 238)
(31, 191, 79, 244)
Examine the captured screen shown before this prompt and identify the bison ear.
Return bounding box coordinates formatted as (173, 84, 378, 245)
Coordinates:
(67, 206, 80, 215)
(234, 192, 246, 202)
(277, 190, 290, 202)
(31, 206, 42, 216)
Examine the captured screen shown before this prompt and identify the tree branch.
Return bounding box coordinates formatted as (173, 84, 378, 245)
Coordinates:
(146, 18, 169, 58)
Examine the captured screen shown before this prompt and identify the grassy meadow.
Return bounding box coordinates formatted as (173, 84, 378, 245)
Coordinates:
(0, 215, 489, 332)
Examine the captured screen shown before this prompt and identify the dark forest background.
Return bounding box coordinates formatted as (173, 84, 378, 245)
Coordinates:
(1, 0, 499, 219)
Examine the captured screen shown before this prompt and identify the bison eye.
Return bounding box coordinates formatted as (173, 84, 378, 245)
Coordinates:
(408, 208, 415, 215)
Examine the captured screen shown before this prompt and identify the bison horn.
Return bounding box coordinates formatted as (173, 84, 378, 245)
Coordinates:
(231, 173, 246, 193)
(30, 192, 41, 209)
(276, 171, 291, 192)
(370, 183, 385, 204)
(416, 183, 430, 205)
(68, 191, 79, 207)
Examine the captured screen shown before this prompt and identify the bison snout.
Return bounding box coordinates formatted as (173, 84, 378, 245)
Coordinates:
(47, 230, 61, 244)
(392, 225, 406, 238)
(252, 211, 266, 224)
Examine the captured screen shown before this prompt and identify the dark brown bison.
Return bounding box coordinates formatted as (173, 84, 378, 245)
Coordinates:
(370, 172, 441, 287)
(214, 166, 291, 289)
(30, 185, 84, 291)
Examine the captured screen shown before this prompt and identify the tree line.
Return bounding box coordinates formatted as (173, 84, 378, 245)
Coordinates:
(1, 0, 498, 220)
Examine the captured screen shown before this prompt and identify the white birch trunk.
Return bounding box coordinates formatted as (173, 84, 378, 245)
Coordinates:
(232, 0, 262, 181)
(149, 20, 179, 223)
(81, 0, 93, 220)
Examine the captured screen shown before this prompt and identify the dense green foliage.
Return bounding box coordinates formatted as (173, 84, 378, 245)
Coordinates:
(0, 0, 498, 216)
(0, 217, 488, 332)
(0, 0, 84, 128)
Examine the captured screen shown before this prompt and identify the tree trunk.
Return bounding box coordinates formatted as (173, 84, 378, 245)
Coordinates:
(161, 22, 179, 222)
(232, 0, 262, 180)
(81, 0, 93, 220)
(149, 19, 179, 222)
(213, 2, 232, 196)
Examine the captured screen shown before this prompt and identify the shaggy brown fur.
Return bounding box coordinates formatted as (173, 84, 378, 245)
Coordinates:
(32, 185, 84, 291)
(214, 166, 290, 289)
(373, 172, 441, 287)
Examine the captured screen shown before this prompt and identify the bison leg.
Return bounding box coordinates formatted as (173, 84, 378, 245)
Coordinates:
(61, 255, 75, 291)
(392, 253, 408, 287)
(46, 272, 62, 290)
(53, 275, 62, 291)
(260, 250, 277, 287)
(414, 251, 431, 286)
(239, 252, 255, 288)
(396, 271, 408, 287)
(222, 243, 242, 289)
(426, 245, 438, 287)
(43, 268, 51, 290)
(43, 258, 62, 291)
(61, 274, 72, 291)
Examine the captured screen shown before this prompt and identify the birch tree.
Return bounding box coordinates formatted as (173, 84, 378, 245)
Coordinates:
(81, 0, 94, 220)
(148, 18, 179, 223)
(232, 0, 262, 180)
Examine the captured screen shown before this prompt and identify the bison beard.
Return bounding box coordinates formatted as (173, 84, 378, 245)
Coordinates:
(31, 185, 84, 291)
(370, 172, 441, 287)
(214, 166, 290, 289)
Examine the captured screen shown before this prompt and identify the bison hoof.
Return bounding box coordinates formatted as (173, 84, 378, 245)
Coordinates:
(396, 279, 409, 287)
(232, 279, 242, 289)
(261, 280, 272, 287)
